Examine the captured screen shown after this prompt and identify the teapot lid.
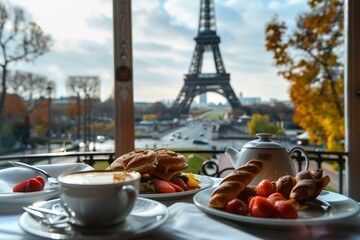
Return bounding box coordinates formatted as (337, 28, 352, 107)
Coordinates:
(243, 133, 285, 149)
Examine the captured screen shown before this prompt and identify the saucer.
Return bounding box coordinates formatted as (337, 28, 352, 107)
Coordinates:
(19, 198, 169, 239)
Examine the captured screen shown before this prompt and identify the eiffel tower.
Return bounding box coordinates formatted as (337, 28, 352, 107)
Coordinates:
(172, 0, 243, 118)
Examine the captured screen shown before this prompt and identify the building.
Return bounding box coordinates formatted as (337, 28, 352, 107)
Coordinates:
(239, 92, 261, 105)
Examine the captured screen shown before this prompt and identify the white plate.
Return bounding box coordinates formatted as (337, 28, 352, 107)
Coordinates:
(19, 198, 169, 240)
(140, 175, 214, 200)
(0, 163, 93, 213)
(0, 186, 59, 202)
(193, 188, 360, 227)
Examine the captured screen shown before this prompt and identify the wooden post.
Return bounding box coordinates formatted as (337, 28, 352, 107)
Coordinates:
(345, 0, 360, 201)
(113, 0, 135, 158)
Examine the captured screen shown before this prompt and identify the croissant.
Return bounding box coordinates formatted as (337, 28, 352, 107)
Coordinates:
(209, 159, 263, 209)
(289, 169, 330, 202)
(272, 175, 297, 199)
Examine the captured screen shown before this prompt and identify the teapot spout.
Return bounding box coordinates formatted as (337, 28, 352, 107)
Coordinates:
(225, 147, 239, 167)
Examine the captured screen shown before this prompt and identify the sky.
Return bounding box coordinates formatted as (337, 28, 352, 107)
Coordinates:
(6, 0, 309, 104)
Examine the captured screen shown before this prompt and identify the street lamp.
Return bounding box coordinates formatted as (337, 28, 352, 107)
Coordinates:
(46, 84, 53, 155)
(77, 92, 81, 147)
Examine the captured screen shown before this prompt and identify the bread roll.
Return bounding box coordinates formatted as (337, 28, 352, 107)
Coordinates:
(150, 148, 188, 181)
(209, 159, 263, 209)
(106, 149, 158, 174)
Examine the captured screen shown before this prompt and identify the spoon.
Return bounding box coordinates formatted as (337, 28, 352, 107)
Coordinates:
(23, 207, 69, 228)
(9, 161, 59, 185)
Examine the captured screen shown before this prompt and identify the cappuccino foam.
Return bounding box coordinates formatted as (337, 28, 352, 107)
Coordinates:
(61, 171, 135, 185)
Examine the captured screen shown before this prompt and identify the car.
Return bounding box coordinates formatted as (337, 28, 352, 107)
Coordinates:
(193, 139, 209, 145)
(96, 135, 106, 143)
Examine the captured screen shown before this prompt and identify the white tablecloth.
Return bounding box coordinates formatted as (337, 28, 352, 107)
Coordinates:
(152, 202, 360, 240)
(1, 201, 360, 240)
(1, 165, 360, 240)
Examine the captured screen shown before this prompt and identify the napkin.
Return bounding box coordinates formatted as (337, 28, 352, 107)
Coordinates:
(150, 202, 262, 240)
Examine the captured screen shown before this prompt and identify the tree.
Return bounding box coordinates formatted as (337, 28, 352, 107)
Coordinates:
(248, 102, 295, 122)
(149, 101, 174, 120)
(12, 121, 30, 148)
(8, 71, 55, 125)
(143, 114, 157, 121)
(0, 2, 52, 147)
(6, 71, 55, 145)
(1, 93, 24, 147)
(8, 71, 54, 102)
(3, 93, 24, 124)
(66, 76, 101, 146)
(247, 113, 284, 136)
(265, 0, 344, 150)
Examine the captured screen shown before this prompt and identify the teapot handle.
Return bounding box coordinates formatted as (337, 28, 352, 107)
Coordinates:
(288, 146, 309, 170)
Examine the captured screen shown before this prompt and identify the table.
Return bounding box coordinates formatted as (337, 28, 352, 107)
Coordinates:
(1, 178, 360, 239)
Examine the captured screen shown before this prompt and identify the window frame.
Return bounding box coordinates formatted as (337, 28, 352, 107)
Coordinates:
(345, 0, 360, 201)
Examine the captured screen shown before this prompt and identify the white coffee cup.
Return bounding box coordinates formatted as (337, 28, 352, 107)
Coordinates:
(58, 170, 140, 226)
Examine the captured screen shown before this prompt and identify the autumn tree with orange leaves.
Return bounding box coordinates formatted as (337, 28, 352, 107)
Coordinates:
(0, 2, 52, 149)
(265, 0, 344, 151)
(3, 94, 24, 122)
(6, 71, 55, 146)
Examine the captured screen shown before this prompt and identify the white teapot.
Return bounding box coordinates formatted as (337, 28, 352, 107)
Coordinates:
(225, 133, 309, 185)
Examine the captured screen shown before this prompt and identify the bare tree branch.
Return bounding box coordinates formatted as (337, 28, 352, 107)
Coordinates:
(0, 2, 52, 147)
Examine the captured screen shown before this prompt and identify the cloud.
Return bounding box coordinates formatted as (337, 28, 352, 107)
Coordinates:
(5, 0, 308, 103)
(163, 0, 199, 30)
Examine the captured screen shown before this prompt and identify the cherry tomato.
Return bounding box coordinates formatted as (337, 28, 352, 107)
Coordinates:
(268, 192, 284, 199)
(267, 192, 284, 205)
(249, 196, 277, 218)
(256, 179, 275, 197)
(226, 199, 248, 215)
(274, 200, 298, 219)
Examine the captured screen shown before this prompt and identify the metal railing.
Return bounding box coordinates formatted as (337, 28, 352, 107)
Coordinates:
(0, 151, 116, 166)
(0, 149, 347, 194)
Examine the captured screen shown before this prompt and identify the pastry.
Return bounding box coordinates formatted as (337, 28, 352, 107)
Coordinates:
(106, 149, 158, 174)
(272, 175, 297, 199)
(289, 169, 330, 202)
(209, 159, 263, 209)
(149, 148, 189, 181)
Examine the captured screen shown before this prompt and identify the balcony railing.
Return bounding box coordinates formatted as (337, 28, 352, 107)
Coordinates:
(0, 149, 347, 194)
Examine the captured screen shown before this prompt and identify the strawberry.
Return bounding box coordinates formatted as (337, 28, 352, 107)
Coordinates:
(13, 180, 28, 192)
(25, 178, 43, 192)
(168, 181, 184, 192)
(274, 200, 298, 219)
(35, 176, 45, 189)
(171, 177, 188, 191)
(151, 179, 176, 193)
